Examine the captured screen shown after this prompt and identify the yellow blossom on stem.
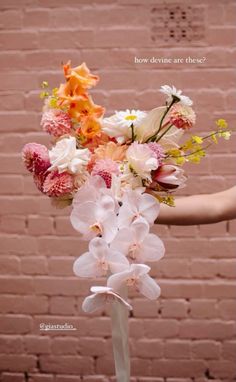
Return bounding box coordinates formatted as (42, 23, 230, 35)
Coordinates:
(154, 194, 175, 207)
(216, 119, 228, 129)
(192, 135, 203, 144)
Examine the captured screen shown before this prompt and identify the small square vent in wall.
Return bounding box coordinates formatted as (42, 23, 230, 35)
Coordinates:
(150, 4, 205, 44)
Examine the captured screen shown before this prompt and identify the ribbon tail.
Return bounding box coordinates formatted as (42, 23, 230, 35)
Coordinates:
(111, 287, 130, 382)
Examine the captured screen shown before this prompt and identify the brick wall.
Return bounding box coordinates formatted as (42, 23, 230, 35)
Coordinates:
(0, 0, 235, 381)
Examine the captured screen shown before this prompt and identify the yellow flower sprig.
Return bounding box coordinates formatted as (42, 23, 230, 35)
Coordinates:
(167, 119, 231, 165)
(39, 81, 60, 109)
(154, 194, 175, 207)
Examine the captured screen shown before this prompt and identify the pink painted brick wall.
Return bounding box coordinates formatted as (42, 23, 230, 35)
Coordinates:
(0, 0, 235, 381)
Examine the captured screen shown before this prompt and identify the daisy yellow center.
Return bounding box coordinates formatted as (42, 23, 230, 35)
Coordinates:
(125, 115, 137, 121)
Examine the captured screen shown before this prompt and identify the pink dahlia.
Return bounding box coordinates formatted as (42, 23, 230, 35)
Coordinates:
(169, 104, 196, 130)
(43, 170, 74, 197)
(33, 172, 48, 193)
(22, 143, 50, 175)
(91, 159, 119, 188)
(41, 109, 72, 137)
(147, 142, 165, 163)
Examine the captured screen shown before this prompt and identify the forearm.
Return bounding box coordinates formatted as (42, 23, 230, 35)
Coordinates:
(156, 187, 236, 225)
(156, 195, 219, 225)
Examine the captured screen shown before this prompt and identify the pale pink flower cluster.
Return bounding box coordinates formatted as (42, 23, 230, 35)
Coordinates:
(43, 170, 74, 197)
(41, 109, 72, 137)
(147, 142, 165, 163)
(169, 103, 196, 130)
(91, 159, 120, 188)
(22, 140, 78, 198)
(22, 143, 50, 175)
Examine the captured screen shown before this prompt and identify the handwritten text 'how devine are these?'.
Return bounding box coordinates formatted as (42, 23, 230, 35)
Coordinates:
(134, 56, 207, 64)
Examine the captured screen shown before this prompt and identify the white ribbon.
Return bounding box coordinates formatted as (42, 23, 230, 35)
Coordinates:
(111, 287, 130, 381)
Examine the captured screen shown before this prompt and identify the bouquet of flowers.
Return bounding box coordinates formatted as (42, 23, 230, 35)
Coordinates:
(22, 62, 230, 381)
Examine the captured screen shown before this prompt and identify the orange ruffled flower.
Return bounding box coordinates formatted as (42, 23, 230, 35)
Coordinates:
(63, 61, 99, 90)
(94, 141, 127, 162)
(79, 116, 102, 139)
(57, 79, 88, 106)
(81, 133, 111, 156)
(69, 96, 105, 122)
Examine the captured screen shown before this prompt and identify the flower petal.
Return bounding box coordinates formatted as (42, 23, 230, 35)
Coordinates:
(72, 175, 107, 207)
(70, 201, 96, 233)
(99, 194, 116, 212)
(110, 227, 134, 256)
(130, 263, 150, 277)
(138, 193, 160, 225)
(73, 252, 99, 277)
(131, 217, 150, 243)
(138, 274, 161, 300)
(111, 291, 133, 310)
(107, 270, 132, 292)
(136, 106, 166, 142)
(88, 237, 109, 259)
(107, 250, 130, 274)
(117, 204, 135, 228)
(90, 286, 112, 293)
(82, 293, 106, 313)
(140, 234, 165, 262)
(101, 211, 118, 243)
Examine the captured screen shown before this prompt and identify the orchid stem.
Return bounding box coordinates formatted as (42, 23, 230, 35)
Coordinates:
(111, 286, 130, 382)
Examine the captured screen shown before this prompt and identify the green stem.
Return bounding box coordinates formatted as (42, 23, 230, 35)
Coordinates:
(146, 98, 177, 143)
(158, 99, 175, 133)
(171, 143, 211, 158)
(130, 123, 135, 142)
(201, 129, 226, 141)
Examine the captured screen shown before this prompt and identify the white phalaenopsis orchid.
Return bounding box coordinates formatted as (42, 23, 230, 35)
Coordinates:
(102, 109, 147, 144)
(126, 142, 158, 181)
(73, 175, 120, 213)
(118, 189, 159, 228)
(108, 264, 161, 300)
(159, 85, 193, 106)
(73, 237, 129, 278)
(70, 195, 118, 243)
(82, 286, 132, 313)
(110, 217, 165, 263)
(49, 136, 90, 174)
(72, 175, 107, 207)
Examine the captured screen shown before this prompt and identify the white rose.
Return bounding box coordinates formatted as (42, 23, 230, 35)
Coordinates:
(126, 142, 158, 181)
(49, 136, 90, 174)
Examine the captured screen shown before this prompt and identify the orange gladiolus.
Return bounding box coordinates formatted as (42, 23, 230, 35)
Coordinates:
(80, 116, 101, 139)
(57, 78, 88, 104)
(63, 61, 99, 90)
(81, 132, 111, 153)
(68, 96, 105, 122)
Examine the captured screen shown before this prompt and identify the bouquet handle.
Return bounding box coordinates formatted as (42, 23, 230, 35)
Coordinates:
(111, 287, 130, 382)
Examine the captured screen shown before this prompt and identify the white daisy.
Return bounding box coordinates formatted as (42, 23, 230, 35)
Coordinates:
(102, 109, 147, 144)
(160, 85, 193, 106)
